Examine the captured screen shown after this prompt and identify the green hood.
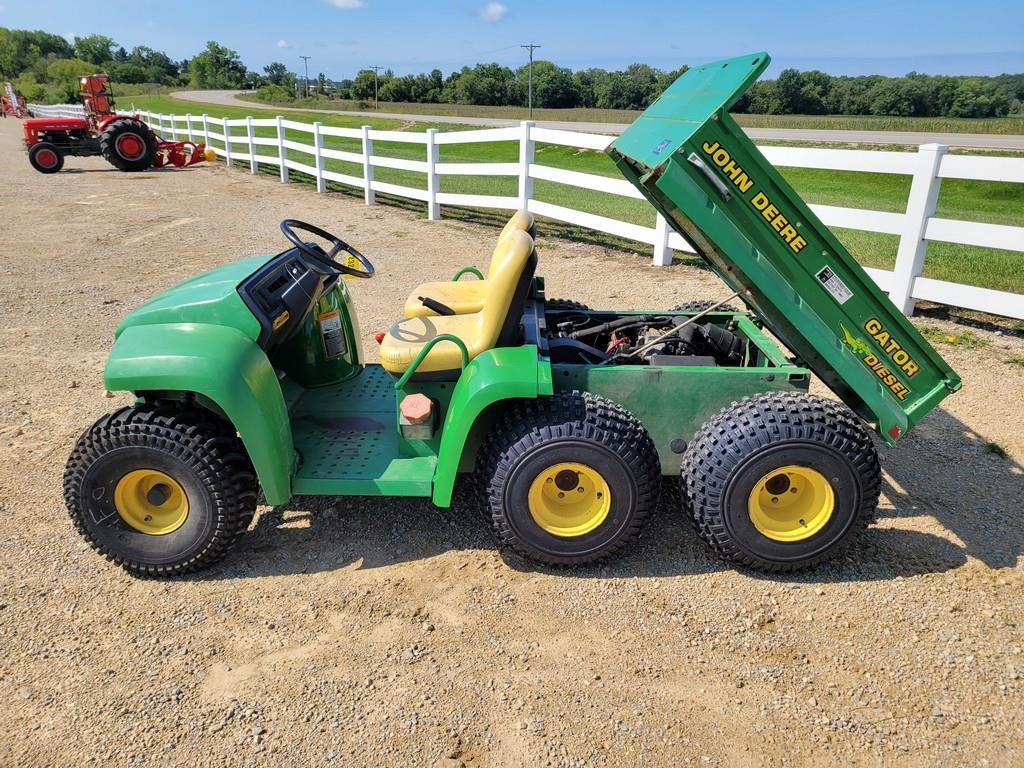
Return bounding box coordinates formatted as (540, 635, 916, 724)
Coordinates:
(115, 254, 272, 341)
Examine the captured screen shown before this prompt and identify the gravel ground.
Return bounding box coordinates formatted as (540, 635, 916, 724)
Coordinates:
(1, 120, 1022, 768)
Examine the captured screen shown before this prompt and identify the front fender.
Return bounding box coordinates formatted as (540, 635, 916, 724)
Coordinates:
(431, 345, 552, 507)
(104, 323, 293, 505)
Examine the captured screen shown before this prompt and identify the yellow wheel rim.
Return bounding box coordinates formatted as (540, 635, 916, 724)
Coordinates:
(748, 464, 834, 542)
(527, 462, 611, 537)
(113, 469, 189, 535)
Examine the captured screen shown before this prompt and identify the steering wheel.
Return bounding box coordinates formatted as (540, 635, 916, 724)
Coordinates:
(280, 219, 375, 279)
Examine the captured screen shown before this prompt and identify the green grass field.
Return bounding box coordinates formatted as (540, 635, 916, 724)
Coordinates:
(131, 95, 1024, 294)
(234, 93, 1024, 135)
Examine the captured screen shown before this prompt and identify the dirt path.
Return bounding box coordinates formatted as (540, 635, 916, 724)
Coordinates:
(1, 119, 1022, 768)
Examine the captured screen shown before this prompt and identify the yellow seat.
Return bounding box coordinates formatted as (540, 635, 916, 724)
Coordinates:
(381, 229, 536, 378)
(403, 210, 535, 318)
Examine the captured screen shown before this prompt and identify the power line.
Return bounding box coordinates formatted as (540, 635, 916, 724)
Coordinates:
(520, 43, 541, 119)
(299, 55, 311, 98)
(369, 65, 383, 110)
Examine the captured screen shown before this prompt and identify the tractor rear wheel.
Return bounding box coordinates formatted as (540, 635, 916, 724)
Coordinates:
(680, 392, 880, 572)
(477, 392, 660, 565)
(28, 142, 64, 174)
(63, 404, 257, 576)
(99, 119, 156, 172)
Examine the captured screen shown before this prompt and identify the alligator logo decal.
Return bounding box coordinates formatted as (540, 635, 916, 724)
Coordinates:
(841, 322, 912, 401)
(840, 324, 871, 356)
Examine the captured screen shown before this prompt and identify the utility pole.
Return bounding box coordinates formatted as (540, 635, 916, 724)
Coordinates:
(369, 66, 383, 110)
(299, 55, 311, 98)
(520, 43, 541, 119)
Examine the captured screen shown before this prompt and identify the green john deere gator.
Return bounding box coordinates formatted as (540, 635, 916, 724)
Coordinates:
(64, 52, 960, 576)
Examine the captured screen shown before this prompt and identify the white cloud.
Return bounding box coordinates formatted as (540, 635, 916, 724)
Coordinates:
(478, 2, 508, 22)
(324, 0, 366, 8)
(276, 39, 290, 49)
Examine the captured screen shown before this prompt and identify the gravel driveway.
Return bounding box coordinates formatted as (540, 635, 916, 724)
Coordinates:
(1, 119, 1022, 768)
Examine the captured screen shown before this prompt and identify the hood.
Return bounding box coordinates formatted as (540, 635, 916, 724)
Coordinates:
(115, 254, 272, 340)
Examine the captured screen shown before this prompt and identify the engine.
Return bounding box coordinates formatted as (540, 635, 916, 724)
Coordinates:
(545, 311, 747, 367)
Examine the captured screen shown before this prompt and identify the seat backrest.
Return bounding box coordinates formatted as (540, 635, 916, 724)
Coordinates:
(476, 229, 536, 349)
(485, 210, 535, 275)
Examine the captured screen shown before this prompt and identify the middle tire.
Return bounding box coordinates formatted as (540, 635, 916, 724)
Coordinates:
(477, 392, 661, 565)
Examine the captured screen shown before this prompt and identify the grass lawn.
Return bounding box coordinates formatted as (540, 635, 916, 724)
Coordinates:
(131, 95, 1024, 294)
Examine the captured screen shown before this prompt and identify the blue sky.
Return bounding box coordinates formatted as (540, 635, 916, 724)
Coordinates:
(3, 0, 1023, 79)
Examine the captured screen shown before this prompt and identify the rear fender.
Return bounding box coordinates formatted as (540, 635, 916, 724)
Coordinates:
(431, 345, 553, 507)
(104, 323, 293, 505)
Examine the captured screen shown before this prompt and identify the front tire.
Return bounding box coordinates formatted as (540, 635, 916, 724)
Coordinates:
(99, 119, 156, 171)
(28, 142, 64, 173)
(477, 393, 660, 565)
(681, 392, 880, 572)
(63, 405, 257, 576)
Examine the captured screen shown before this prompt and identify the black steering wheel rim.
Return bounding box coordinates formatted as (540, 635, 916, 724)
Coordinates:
(279, 219, 375, 279)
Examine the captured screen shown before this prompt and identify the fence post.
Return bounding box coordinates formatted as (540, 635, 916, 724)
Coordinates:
(518, 120, 535, 211)
(201, 114, 210, 151)
(361, 125, 375, 206)
(156, 113, 164, 138)
(890, 143, 947, 316)
(276, 116, 288, 183)
(246, 116, 257, 175)
(313, 121, 326, 193)
(652, 213, 673, 267)
(426, 128, 440, 221)
(223, 119, 233, 168)
(185, 113, 194, 143)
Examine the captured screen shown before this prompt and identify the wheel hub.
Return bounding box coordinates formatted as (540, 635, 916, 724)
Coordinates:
(114, 469, 189, 535)
(36, 148, 59, 167)
(528, 462, 611, 538)
(116, 133, 145, 159)
(747, 464, 834, 542)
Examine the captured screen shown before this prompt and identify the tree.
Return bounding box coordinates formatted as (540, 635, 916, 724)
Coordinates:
(351, 69, 381, 100)
(317, 72, 328, 94)
(46, 58, 94, 101)
(187, 41, 247, 89)
(518, 60, 576, 108)
(264, 62, 288, 86)
(73, 34, 115, 66)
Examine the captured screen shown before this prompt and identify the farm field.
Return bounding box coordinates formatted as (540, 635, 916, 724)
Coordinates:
(1, 117, 1023, 767)
(230, 93, 1024, 135)
(130, 94, 1024, 295)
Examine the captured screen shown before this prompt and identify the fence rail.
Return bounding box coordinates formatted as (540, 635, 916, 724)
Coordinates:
(27, 102, 1024, 320)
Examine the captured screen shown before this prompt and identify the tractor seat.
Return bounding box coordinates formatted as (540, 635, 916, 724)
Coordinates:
(403, 209, 536, 318)
(381, 229, 537, 380)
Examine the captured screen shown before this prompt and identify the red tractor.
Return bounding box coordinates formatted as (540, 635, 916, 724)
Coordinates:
(22, 74, 215, 174)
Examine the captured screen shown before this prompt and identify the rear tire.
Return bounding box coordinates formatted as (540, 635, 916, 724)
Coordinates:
(28, 142, 64, 174)
(99, 119, 156, 172)
(63, 404, 257, 576)
(546, 298, 592, 311)
(477, 392, 660, 565)
(680, 392, 880, 572)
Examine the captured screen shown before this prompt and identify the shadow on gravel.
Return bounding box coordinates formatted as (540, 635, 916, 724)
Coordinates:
(195, 408, 1016, 583)
(877, 408, 1023, 570)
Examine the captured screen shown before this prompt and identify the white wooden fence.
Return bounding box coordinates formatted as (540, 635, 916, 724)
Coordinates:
(28, 102, 1024, 320)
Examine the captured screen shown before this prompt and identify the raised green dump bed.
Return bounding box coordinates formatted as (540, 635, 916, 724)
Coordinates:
(608, 53, 961, 444)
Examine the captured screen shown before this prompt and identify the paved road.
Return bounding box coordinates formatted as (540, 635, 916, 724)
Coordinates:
(172, 90, 1024, 150)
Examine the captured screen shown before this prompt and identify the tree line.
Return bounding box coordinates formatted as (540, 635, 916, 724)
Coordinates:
(3, 26, 1022, 118)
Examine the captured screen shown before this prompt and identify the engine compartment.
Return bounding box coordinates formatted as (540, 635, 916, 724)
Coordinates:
(543, 307, 749, 367)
